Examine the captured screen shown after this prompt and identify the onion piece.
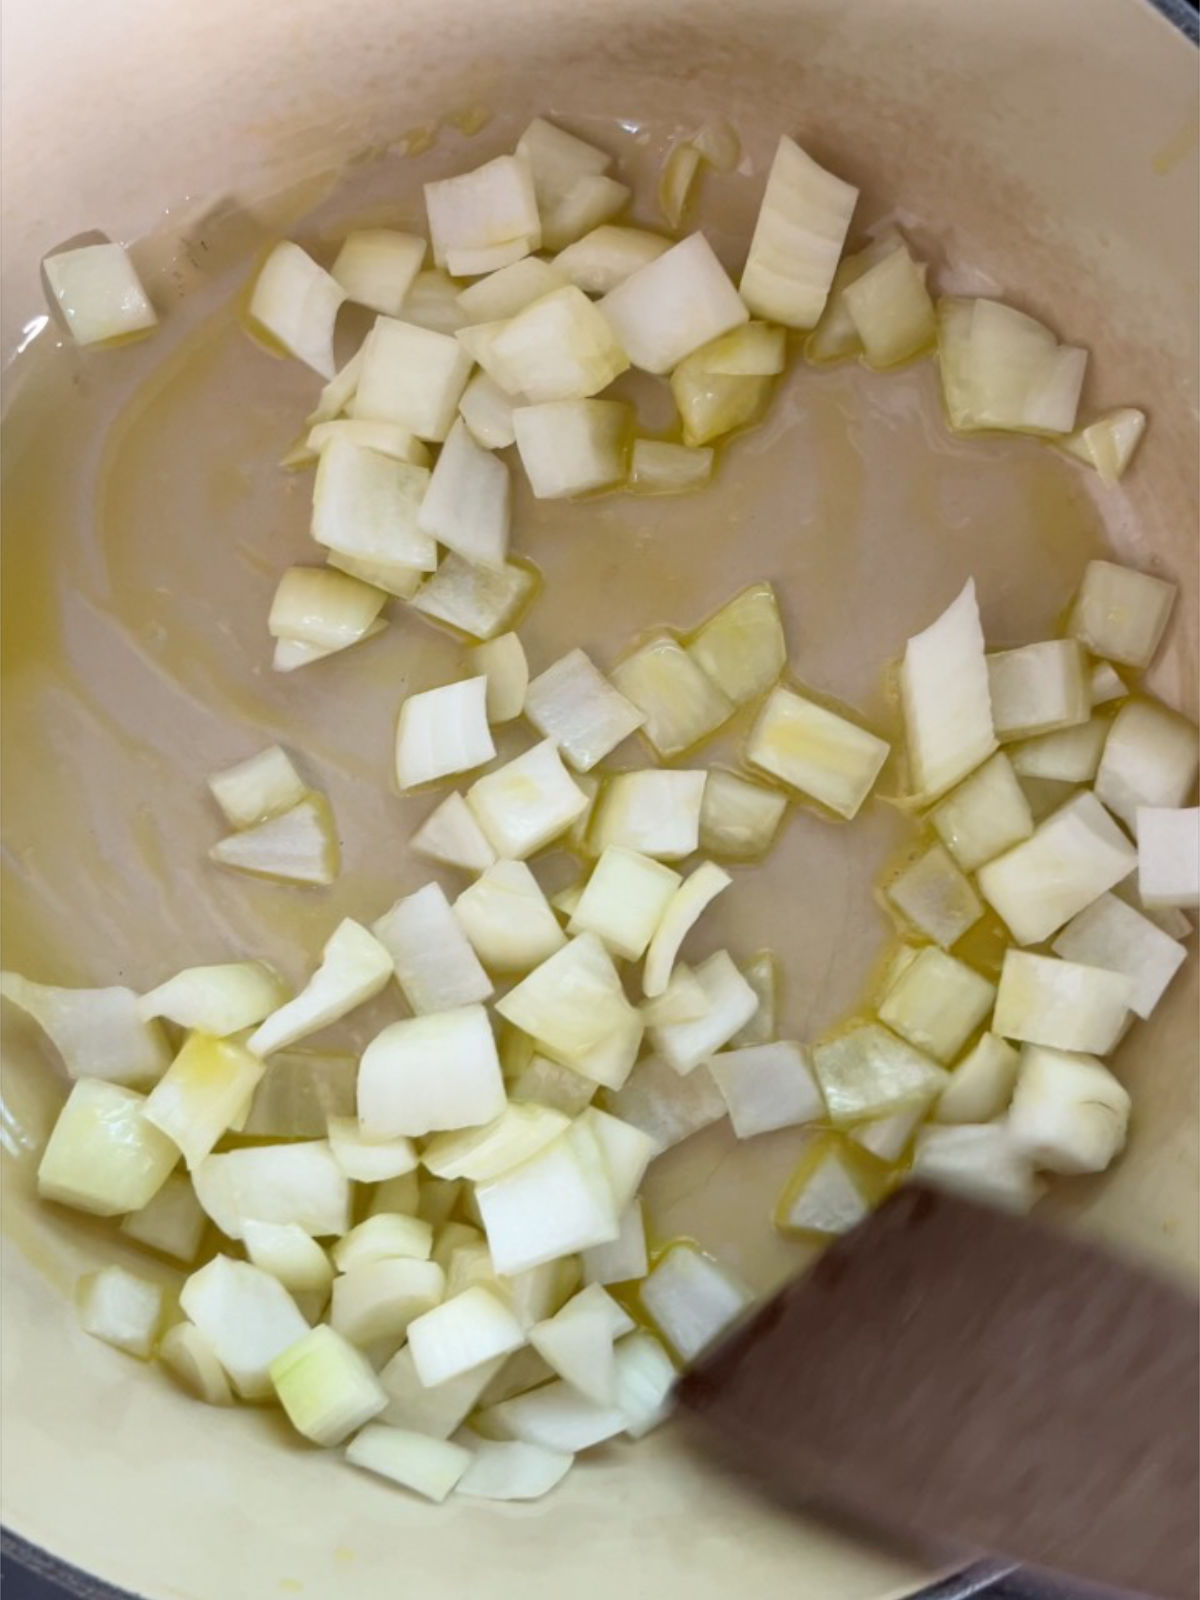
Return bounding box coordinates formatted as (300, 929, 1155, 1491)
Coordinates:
(692, 115, 741, 172)
(424, 155, 540, 274)
(208, 795, 340, 886)
(423, 1103, 570, 1184)
(453, 860, 567, 973)
(993, 950, 1134, 1053)
(411, 554, 538, 641)
(670, 356, 773, 447)
(312, 435, 435, 570)
(607, 1055, 727, 1150)
(929, 751, 1034, 871)
(143, 1033, 265, 1169)
(244, 1221, 334, 1296)
(650, 950, 759, 1075)
(332, 1215, 432, 1272)
(524, 647, 645, 771)
(120, 1173, 208, 1263)
(1052, 891, 1186, 1019)
(466, 739, 589, 859)
(849, 1106, 926, 1165)
(36, 1081, 177, 1216)
(248, 919, 394, 1058)
(553, 226, 672, 294)
(346, 1426, 471, 1501)
(1008, 1045, 1131, 1175)
(529, 1284, 632, 1404)
(687, 582, 786, 707)
(180, 1255, 309, 1400)
(1094, 698, 1199, 836)
(611, 634, 733, 758)
(579, 1105, 660, 1212)
(325, 550, 425, 600)
(330, 1258, 445, 1347)
(495, 934, 630, 1062)
(747, 686, 890, 820)
(1062, 407, 1146, 484)
(242, 1050, 357, 1140)
(513, 398, 632, 499)
(774, 1135, 875, 1237)
(268, 567, 387, 654)
(910, 1124, 1042, 1213)
(270, 1324, 386, 1447)
(509, 1052, 596, 1117)
(629, 439, 714, 495)
(613, 1331, 674, 1434)
(1010, 716, 1108, 783)
(326, 1119, 419, 1184)
(885, 843, 984, 949)
(958, 299, 1088, 435)
(877, 947, 995, 1063)
(709, 1041, 823, 1138)
(1, 975, 169, 1087)
(643, 861, 731, 997)
(805, 230, 905, 364)
(44, 241, 157, 347)
(330, 230, 426, 318)
(658, 143, 703, 230)
(515, 117, 613, 210)
(76, 1265, 161, 1360)
(485, 287, 629, 404)
(380, 1346, 504, 1439)
(1090, 660, 1129, 707)
(159, 1322, 234, 1406)
(988, 639, 1090, 743)
(1137, 807, 1199, 909)
(977, 792, 1137, 945)
(194, 1140, 350, 1240)
(900, 579, 996, 800)
(475, 1119, 620, 1275)
(407, 1286, 526, 1387)
(731, 951, 779, 1047)
(207, 746, 307, 829)
(1069, 559, 1175, 669)
(307, 346, 365, 426)
(600, 233, 748, 375)
(367, 1173, 421, 1218)
(640, 1245, 751, 1361)
(812, 1023, 948, 1124)
(394, 676, 496, 792)
(570, 847, 682, 963)
(542, 176, 632, 254)
(457, 258, 568, 323)
(247, 242, 345, 379)
(372, 883, 493, 1013)
(739, 135, 858, 329)
(358, 1006, 505, 1139)
(471, 632, 528, 722)
(400, 269, 469, 334)
(458, 371, 519, 450)
(583, 1201, 648, 1287)
(585, 766, 704, 860)
(456, 1436, 574, 1500)
(547, 1006, 643, 1092)
(842, 243, 935, 368)
(479, 1378, 627, 1452)
(934, 1033, 1020, 1125)
(352, 317, 474, 441)
(699, 770, 787, 861)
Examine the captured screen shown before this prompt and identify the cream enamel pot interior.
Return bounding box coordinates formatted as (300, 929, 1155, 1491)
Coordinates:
(1, 1, 1197, 1597)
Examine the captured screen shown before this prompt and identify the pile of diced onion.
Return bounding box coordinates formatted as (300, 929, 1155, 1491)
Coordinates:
(16, 115, 1197, 1506)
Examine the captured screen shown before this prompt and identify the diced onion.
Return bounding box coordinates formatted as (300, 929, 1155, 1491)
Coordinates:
(478, 1379, 626, 1452)
(247, 242, 346, 379)
(207, 746, 308, 829)
(877, 946, 995, 1063)
(582, 1200, 648, 1286)
(848, 1107, 925, 1165)
(457, 258, 568, 323)
(1069, 559, 1176, 673)
(411, 554, 538, 640)
(708, 1040, 823, 1138)
(1062, 408, 1146, 484)
(842, 243, 935, 368)
(953, 299, 1088, 435)
(900, 579, 996, 800)
(509, 1052, 596, 1117)
(400, 269, 469, 334)
(805, 230, 905, 364)
(542, 176, 632, 253)
(910, 1124, 1041, 1213)
(611, 634, 732, 758)
(243, 1220, 334, 1296)
(180, 1255, 309, 1400)
(466, 740, 589, 859)
(570, 847, 681, 963)
(36, 1080, 177, 1216)
(475, 1119, 619, 1275)
(416, 421, 510, 572)
(458, 371, 519, 450)
(934, 1033, 1020, 1124)
(643, 861, 730, 997)
(1089, 660, 1128, 707)
(270, 1323, 386, 1446)
(346, 1425, 471, 1502)
(670, 357, 773, 447)
(739, 136, 858, 329)
(747, 685, 890, 820)
(456, 1436, 573, 1501)
(686, 582, 786, 707)
(330, 230, 426, 318)
(358, 1005, 505, 1139)
(330, 1257, 445, 1346)
(515, 118, 613, 211)
(731, 951, 778, 1046)
(1137, 807, 1199, 909)
(992, 950, 1134, 1054)
(649, 950, 759, 1075)
(247, 919, 394, 1058)
(699, 770, 788, 861)
(600, 233, 748, 375)
(484, 287, 630, 404)
(412, 793, 497, 875)
(120, 1173, 208, 1263)
(379, 1345, 504, 1438)
(454, 860, 566, 972)
(353, 317, 474, 442)
(325, 550, 425, 600)
(268, 567, 387, 656)
(44, 242, 158, 348)
(608, 1054, 727, 1149)
(629, 439, 714, 495)
(987, 640, 1090, 741)
(76, 1265, 163, 1360)
(144, 1032, 265, 1169)
(312, 435, 436, 570)
(552, 1007, 643, 1092)
(208, 795, 340, 886)
(811, 1023, 948, 1124)
(394, 676, 496, 792)
(332, 1214, 432, 1272)
(158, 1322, 234, 1406)
(495, 934, 631, 1063)
(693, 116, 741, 173)
(524, 647, 645, 771)
(1051, 891, 1186, 1020)
(1094, 698, 1199, 836)
(242, 1050, 357, 1140)
(307, 346, 365, 426)
(553, 227, 672, 295)
(590, 769, 707, 860)
(774, 1135, 875, 1237)
(422, 1102, 570, 1183)
(1, 974, 170, 1087)
(513, 399, 632, 499)
(424, 155, 541, 275)
(639, 1244, 750, 1361)
(372, 882, 493, 1013)
(1008, 1045, 1131, 1175)
(885, 842, 984, 949)
(328, 1118, 419, 1183)
(406, 1286, 526, 1387)
(1010, 716, 1108, 783)
(471, 633, 528, 723)
(194, 1140, 350, 1240)
(929, 751, 1033, 871)
(658, 143, 703, 230)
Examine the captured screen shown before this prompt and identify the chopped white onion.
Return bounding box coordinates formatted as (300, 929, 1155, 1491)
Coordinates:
(44, 241, 158, 347)
(910, 1124, 1042, 1213)
(330, 229, 426, 318)
(512, 398, 632, 499)
(650, 950, 759, 1074)
(611, 635, 732, 758)
(158, 1322, 234, 1406)
(120, 1173, 208, 1263)
(1008, 1045, 1131, 1175)
(471, 633, 528, 722)
(400, 269, 469, 334)
(658, 143, 703, 230)
(358, 1005, 505, 1139)
(208, 746, 308, 829)
(475, 1119, 619, 1275)
(687, 582, 786, 707)
(1094, 698, 1199, 836)
(1090, 660, 1129, 706)
(458, 371, 519, 450)
(37, 1080, 177, 1216)
(929, 751, 1034, 871)
(242, 1050, 357, 1140)
(812, 1023, 948, 1124)
(805, 232, 905, 363)
(1010, 716, 1108, 783)
(579, 1105, 660, 1212)
(775, 1135, 874, 1236)
(144, 1032, 265, 1169)
(1069, 560, 1176, 668)
(424, 155, 540, 275)
(934, 1033, 1020, 1125)
(330, 1257, 445, 1347)
(1062, 408, 1146, 484)
(849, 1107, 925, 1165)
(411, 554, 538, 640)
(699, 770, 788, 861)
(77, 1265, 163, 1360)
(327, 1119, 419, 1184)
(423, 1103, 570, 1184)
(453, 859, 566, 973)
(325, 549, 424, 600)
(553, 226, 672, 294)
(987, 640, 1090, 742)
(607, 1054, 727, 1150)
(346, 1425, 471, 1501)
(1, 974, 169, 1087)
(600, 233, 748, 375)
(407, 1286, 526, 1387)
(709, 1041, 823, 1138)
(955, 299, 1088, 435)
(977, 792, 1137, 945)
(529, 1283, 632, 1404)
(550, 1006, 643, 1092)
(739, 136, 858, 328)
(731, 951, 779, 1047)
(524, 648, 645, 772)
(495, 935, 631, 1063)
(268, 566, 387, 657)
(466, 739, 589, 859)
(352, 317, 474, 442)
(372, 883, 492, 1013)
(570, 847, 681, 963)
(542, 175, 632, 253)
(642, 861, 730, 997)
(412, 791, 498, 874)
(877, 946, 995, 1063)
(312, 435, 436, 570)
(304, 419, 431, 470)
(270, 1323, 386, 1446)
(516, 117, 613, 209)
(670, 353, 773, 447)
(629, 439, 714, 495)
(693, 321, 786, 377)
(244, 1221, 334, 1295)
(1052, 891, 1186, 1019)
(582, 1200, 648, 1286)
(842, 243, 935, 368)
(180, 1255, 309, 1400)
(248, 920, 393, 1058)
(1137, 807, 1199, 909)
(332, 1214, 432, 1272)
(394, 676, 496, 792)
(379, 1345, 505, 1439)
(479, 1378, 626, 1452)
(307, 346, 365, 426)
(194, 1140, 350, 1240)
(367, 1173, 421, 1218)
(209, 796, 340, 886)
(900, 579, 996, 800)
(485, 286, 630, 404)
(247, 242, 346, 378)
(993, 950, 1134, 1053)
(885, 843, 984, 949)
(457, 258, 567, 323)
(640, 1245, 751, 1361)
(455, 1436, 574, 1500)
(138, 961, 286, 1035)
(747, 685, 890, 820)
(509, 1052, 596, 1117)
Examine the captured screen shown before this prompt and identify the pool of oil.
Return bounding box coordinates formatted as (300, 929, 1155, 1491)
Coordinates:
(0, 111, 1175, 1303)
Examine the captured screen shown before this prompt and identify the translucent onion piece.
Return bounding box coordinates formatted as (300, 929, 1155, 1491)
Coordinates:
(77, 1266, 162, 1360)
(1008, 1045, 1131, 1175)
(658, 143, 703, 230)
(379, 1346, 505, 1439)
(900, 579, 996, 800)
(330, 1257, 445, 1347)
(910, 1124, 1042, 1213)
(312, 435, 436, 569)
(570, 847, 681, 963)
(806, 230, 905, 364)
(458, 371, 519, 450)
(886, 842, 984, 949)
(1052, 891, 1186, 1019)
(36, 1080, 177, 1217)
(590, 769, 707, 861)
(650, 950, 759, 1075)
(466, 739, 589, 859)
(371, 883, 493, 1014)
(611, 635, 733, 758)
(934, 1033, 1020, 1125)
(1010, 716, 1108, 784)
(739, 136, 858, 329)
(1090, 660, 1128, 706)
(208, 795, 340, 886)
(194, 1140, 350, 1240)
(987, 640, 1090, 741)
(456, 1436, 574, 1501)
(358, 1005, 505, 1139)
(993, 950, 1134, 1054)
(454, 860, 566, 973)
(495, 934, 631, 1063)
(486, 287, 630, 405)
(578, 1104, 661, 1212)
(407, 1286, 526, 1387)
(687, 582, 786, 707)
(670, 358, 773, 447)
(1062, 408, 1146, 484)
(731, 951, 779, 1047)
(747, 686, 890, 820)
(515, 118, 613, 210)
(180, 1254, 309, 1399)
(367, 1172, 421, 1219)
(811, 1023, 948, 1124)
(977, 792, 1137, 946)
(553, 226, 672, 295)
(640, 1245, 751, 1361)
(457, 258, 567, 323)
(542, 175, 633, 254)
(877, 947, 995, 1064)
(510, 1052, 596, 1117)
(158, 1322, 233, 1406)
(582, 1201, 648, 1287)
(643, 861, 731, 997)
(422, 1103, 570, 1183)
(330, 229, 426, 318)
(270, 1324, 386, 1446)
(332, 1214, 432, 1272)
(694, 321, 787, 377)
(774, 1135, 876, 1237)
(607, 1054, 727, 1150)
(475, 1119, 620, 1275)
(394, 676, 496, 792)
(849, 1106, 926, 1165)
(699, 770, 787, 862)
(471, 633, 528, 723)
(549, 1006, 643, 1092)
(842, 243, 935, 368)
(248, 919, 393, 1058)
(268, 567, 387, 653)
(307, 346, 364, 426)
(352, 317, 474, 442)
(600, 233, 748, 375)
(244, 1221, 334, 1294)
(512, 398, 632, 499)
(1069, 559, 1175, 672)
(960, 298, 1088, 435)
(119, 1172, 208, 1263)
(1, 975, 169, 1087)
(929, 751, 1033, 871)
(44, 242, 157, 347)
(207, 745, 307, 828)
(709, 1041, 823, 1139)
(479, 1379, 627, 1452)
(523, 647, 644, 771)
(400, 269, 469, 334)
(346, 1426, 471, 1502)
(1137, 807, 1200, 909)
(325, 548, 424, 600)
(1094, 698, 1199, 836)
(242, 1050, 356, 1140)
(693, 115, 741, 172)
(144, 1032, 265, 1169)
(247, 242, 345, 379)
(629, 439, 714, 495)
(528, 1283, 631, 1404)
(424, 155, 541, 273)
(411, 554, 538, 641)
